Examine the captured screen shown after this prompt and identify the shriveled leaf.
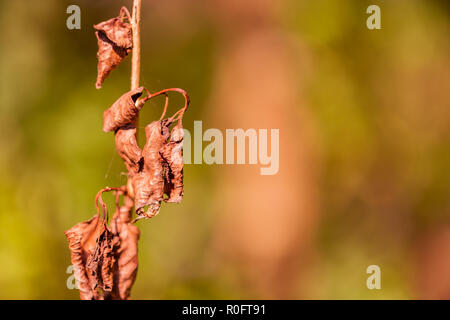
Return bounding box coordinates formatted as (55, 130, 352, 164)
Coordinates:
(103, 87, 145, 132)
(65, 214, 110, 300)
(85, 226, 116, 295)
(64, 216, 100, 300)
(95, 31, 130, 89)
(161, 122, 185, 203)
(93, 10, 132, 49)
(115, 125, 142, 175)
(133, 120, 168, 218)
(94, 8, 132, 89)
(110, 204, 140, 299)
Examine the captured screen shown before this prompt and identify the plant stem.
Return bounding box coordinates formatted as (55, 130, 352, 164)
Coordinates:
(127, 0, 142, 213)
(131, 0, 142, 140)
(131, 0, 141, 91)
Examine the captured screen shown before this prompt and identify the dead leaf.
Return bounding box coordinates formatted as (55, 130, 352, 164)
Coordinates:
(115, 125, 143, 175)
(103, 87, 145, 132)
(94, 7, 132, 89)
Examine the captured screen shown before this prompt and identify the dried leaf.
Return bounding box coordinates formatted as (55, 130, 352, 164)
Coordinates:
(133, 120, 169, 218)
(103, 87, 144, 132)
(86, 225, 116, 296)
(115, 125, 142, 175)
(65, 216, 100, 300)
(95, 31, 131, 89)
(65, 214, 112, 300)
(110, 204, 140, 300)
(93, 8, 132, 49)
(161, 122, 185, 203)
(65, 188, 135, 300)
(94, 8, 132, 89)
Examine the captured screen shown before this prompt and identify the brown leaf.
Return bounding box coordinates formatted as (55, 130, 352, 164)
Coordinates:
(161, 122, 185, 203)
(65, 214, 112, 300)
(86, 225, 116, 297)
(133, 120, 169, 218)
(115, 125, 142, 176)
(94, 8, 132, 49)
(95, 31, 131, 89)
(110, 203, 140, 300)
(94, 8, 132, 89)
(65, 188, 137, 300)
(64, 215, 100, 300)
(103, 87, 145, 132)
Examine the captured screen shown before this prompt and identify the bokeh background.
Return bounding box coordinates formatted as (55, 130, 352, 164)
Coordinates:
(0, 0, 449, 299)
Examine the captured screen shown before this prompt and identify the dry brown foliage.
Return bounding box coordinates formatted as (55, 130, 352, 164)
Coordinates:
(94, 7, 133, 89)
(65, 3, 190, 300)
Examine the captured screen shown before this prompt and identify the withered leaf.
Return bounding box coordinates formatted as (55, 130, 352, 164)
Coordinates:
(103, 87, 145, 132)
(133, 120, 169, 218)
(86, 225, 116, 296)
(94, 8, 132, 49)
(115, 125, 142, 176)
(65, 188, 140, 300)
(65, 215, 101, 300)
(110, 204, 140, 300)
(65, 214, 113, 300)
(161, 122, 185, 203)
(94, 8, 132, 89)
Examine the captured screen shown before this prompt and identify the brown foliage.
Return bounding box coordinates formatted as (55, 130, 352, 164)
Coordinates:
(133, 120, 167, 218)
(66, 3, 190, 300)
(65, 88, 189, 299)
(65, 215, 102, 300)
(65, 188, 140, 300)
(109, 195, 140, 300)
(131, 89, 188, 219)
(103, 87, 146, 132)
(161, 122, 185, 203)
(94, 7, 133, 89)
(115, 125, 142, 176)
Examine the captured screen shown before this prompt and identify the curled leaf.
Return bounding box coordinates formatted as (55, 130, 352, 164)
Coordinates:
(65, 187, 139, 300)
(103, 87, 145, 132)
(65, 214, 112, 300)
(110, 204, 140, 300)
(161, 122, 185, 203)
(115, 125, 142, 175)
(86, 224, 116, 295)
(133, 120, 168, 218)
(64, 215, 101, 300)
(94, 7, 132, 49)
(94, 7, 132, 89)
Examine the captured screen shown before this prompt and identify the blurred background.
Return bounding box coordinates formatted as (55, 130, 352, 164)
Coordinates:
(0, 0, 449, 299)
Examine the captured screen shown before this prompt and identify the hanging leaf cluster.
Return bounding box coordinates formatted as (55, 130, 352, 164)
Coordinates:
(105, 87, 189, 219)
(65, 188, 139, 300)
(65, 5, 190, 300)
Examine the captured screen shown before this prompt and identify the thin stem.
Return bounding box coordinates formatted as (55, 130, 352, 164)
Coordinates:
(95, 187, 125, 221)
(131, 0, 141, 91)
(127, 0, 142, 214)
(131, 0, 142, 139)
(141, 88, 190, 123)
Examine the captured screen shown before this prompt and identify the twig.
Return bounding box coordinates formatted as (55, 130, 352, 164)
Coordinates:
(131, 0, 142, 140)
(131, 0, 141, 91)
(127, 0, 142, 211)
